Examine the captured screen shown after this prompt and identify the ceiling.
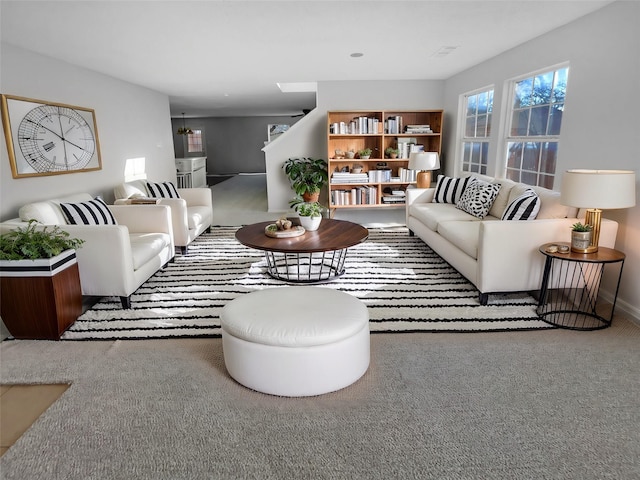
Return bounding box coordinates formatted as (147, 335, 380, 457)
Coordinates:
(1, 0, 613, 118)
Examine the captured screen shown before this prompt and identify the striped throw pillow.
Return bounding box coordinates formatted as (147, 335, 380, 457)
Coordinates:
(147, 181, 180, 199)
(432, 175, 470, 204)
(502, 188, 541, 221)
(60, 197, 117, 225)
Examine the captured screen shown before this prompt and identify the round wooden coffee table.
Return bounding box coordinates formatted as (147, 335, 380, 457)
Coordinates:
(235, 219, 369, 282)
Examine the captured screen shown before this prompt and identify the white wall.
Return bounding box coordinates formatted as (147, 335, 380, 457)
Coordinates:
(442, 1, 640, 321)
(0, 43, 176, 220)
(264, 80, 445, 212)
(0, 43, 177, 338)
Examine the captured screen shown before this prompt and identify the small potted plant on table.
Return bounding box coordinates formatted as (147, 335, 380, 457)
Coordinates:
(385, 147, 399, 159)
(358, 148, 372, 160)
(289, 199, 324, 231)
(570, 222, 593, 253)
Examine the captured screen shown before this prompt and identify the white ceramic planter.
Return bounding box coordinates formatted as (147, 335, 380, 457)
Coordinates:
(0, 249, 77, 277)
(299, 215, 322, 232)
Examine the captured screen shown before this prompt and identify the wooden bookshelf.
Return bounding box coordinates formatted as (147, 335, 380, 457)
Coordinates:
(327, 110, 443, 209)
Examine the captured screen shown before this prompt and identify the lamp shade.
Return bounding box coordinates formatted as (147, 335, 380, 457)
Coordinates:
(560, 169, 636, 209)
(408, 152, 440, 171)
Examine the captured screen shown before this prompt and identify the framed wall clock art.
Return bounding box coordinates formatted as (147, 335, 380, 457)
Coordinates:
(1, 94, 102, 178)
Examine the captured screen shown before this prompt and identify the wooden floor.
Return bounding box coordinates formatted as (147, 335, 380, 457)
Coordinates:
(1, 384, 69, 456)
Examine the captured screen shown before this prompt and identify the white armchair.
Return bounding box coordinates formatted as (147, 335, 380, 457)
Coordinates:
(114, 180, 213, 254)
(0, 193, 175, 308)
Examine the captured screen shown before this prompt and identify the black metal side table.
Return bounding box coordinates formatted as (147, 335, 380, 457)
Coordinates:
(537, 242, 625, 330)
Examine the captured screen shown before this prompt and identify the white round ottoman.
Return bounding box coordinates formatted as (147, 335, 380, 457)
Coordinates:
(220, 286, 370, 397)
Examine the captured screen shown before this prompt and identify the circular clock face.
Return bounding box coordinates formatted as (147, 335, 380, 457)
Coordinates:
(17, 105, 96, 173)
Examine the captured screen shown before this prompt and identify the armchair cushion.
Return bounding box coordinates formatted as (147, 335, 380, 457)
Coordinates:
(147, 181, 180, 198)
(60, 197, 117, 225)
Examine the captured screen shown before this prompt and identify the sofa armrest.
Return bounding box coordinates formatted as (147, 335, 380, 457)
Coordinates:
(109, 205, 173, 235)
(406, 188, 435, 227)
(476, 217, 618, 294)
(178, 187, 213, 207)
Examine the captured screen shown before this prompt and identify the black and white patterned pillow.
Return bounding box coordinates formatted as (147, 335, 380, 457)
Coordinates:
(502, 188, 541, 221)
(432, 175, 470, 204)
(146, 181, 180, 199)
(60, 197, 117, 225)
(456, 178, 501, 219)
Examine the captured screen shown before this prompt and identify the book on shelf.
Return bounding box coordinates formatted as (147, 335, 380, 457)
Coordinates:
(405, 124, 434, 134)
(331, 186, 378, 205)
(381, 195, 406, 204)
(331, 172, 370, 184)
(368, 169, 392, 183)
(385, 115, 403, 134)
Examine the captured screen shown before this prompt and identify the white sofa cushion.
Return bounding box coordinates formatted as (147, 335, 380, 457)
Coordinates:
(489, 178, 517, 218)
(437, 221, 481, 259)
(410, 203, 480, 231)
(129, 232, 172, 270)
(187, 206, 212, 230)
(529, 185, 576, 219)
(18, 193, 94, 225)
(456, 178, 501, 219)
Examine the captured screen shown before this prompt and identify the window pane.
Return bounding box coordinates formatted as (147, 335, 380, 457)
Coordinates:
(552, 68, 568, 103)
(539, 174, 554, 189)
(514, 78, 533, 108)
(522, 142, 541, 171)
(548, 104, 563, 135)
(511, 110, 529, 136)
(471, 142, 481, 163)
(487, 90, 494, 113)
(465, 116, 476, 137)
(477, 92, 488, 114)
(476, 115, 488, 137)
(532, 72, 553, 105)
(466, 94, 477, 117)
(529, 106, 550, 136)
(507, 142, 523, 169)
(521, 171, 538, 186)
(540, 142, 558, 174)
(463, 142, 471, 162)
(506, 168, 520, 182)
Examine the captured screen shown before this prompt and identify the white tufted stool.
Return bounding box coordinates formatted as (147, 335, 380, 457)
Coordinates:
(220, 286, 370, 397)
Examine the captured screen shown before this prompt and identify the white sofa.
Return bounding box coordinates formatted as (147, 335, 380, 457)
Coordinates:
(0, 193, 175, 308)
(113, 180, 213, 254)
(406, 174, 618, 304)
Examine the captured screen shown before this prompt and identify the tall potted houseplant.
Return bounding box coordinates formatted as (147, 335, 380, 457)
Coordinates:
(0, 220, 84, 339)
(283, 157, 328, 203)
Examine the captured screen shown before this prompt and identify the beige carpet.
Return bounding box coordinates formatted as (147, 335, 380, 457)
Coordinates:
(1, 317, 639, 479)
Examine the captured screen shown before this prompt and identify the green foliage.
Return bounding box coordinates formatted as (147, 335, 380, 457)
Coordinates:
(571, 222, 592, 232)
(0, 220, 84, 260)
(289, 199, 323, 217)
(359, 148, 372, 157)
(282, 157, 328, 196)
(385, 147, 398, 156)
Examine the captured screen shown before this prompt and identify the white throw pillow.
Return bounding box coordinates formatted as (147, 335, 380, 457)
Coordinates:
(455, 178, 501, 219)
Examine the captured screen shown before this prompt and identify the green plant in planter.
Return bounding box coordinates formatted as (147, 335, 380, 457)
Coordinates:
(571, 222, 593, 232)
(385, 147, 399, 158)
(0, 220, 84, 260)
(358, 148, 372, 158)
(282, 157, 328, 198)
(289, 198, 323, 217)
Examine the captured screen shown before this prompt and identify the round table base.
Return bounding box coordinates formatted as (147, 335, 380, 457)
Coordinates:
(264, 248, 348, 283)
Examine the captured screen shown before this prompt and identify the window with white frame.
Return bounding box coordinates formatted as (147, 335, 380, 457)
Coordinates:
(461, 88, 494, 174)
(184, 127, 205, 156)
(504, 66, 569, 189)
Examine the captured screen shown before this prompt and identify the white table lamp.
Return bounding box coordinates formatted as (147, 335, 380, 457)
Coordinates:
(408, 152, 440, 188)
(560, 169, 636, 253)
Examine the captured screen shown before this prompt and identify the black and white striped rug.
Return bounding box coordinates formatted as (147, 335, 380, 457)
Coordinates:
(64, 227, 550, 340)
